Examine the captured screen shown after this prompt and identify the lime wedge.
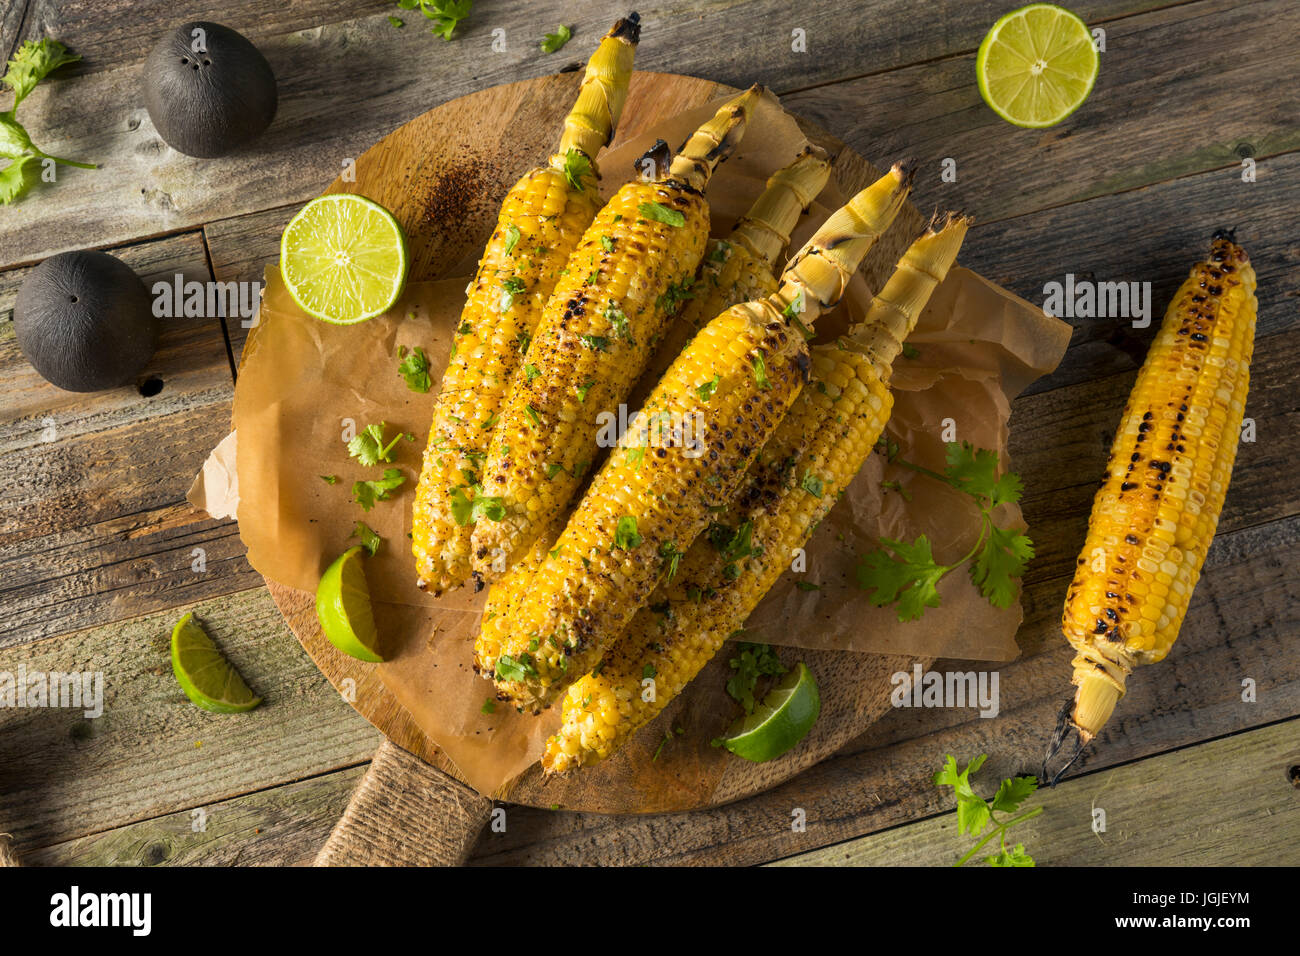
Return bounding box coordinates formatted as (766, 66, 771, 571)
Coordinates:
(719, 662, 820, 762)
(976, 4, 1099, 128)
(316, 546, 385, 662)
(171, 613, 263, 713)
(280, 193, 408, 324)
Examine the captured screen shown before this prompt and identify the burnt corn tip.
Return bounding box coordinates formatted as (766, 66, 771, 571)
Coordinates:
(1041, 694, 1087, 787)
(611, 12, 641, 43)
(637, 138, 672, 179)
(1211, 226, 1237, 243)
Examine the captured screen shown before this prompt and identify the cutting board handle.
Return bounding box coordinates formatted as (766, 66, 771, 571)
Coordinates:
(314, 739, 492, 866)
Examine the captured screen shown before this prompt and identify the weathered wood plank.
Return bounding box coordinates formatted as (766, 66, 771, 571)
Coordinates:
(24, 765, 366, 867)
(0, 587, 381, 850)
(784, 0, 1300, 227)
(963, 153, 1300, 398)
(467, 512, 1298, 865)
(0, 232, 259, 647)
(770, 717, 1300, 866)
(1, 0, 1183, 92)
(0, 231, 230, 433)
(0, 0, 1217, 268)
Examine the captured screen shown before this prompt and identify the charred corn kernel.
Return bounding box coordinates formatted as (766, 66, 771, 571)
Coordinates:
(1054, 232, 1256, 750)
(469, 87, 763, 589)
(545, 348, 890, 770)
(479, 149, 830, 678)
(543, 214, 969, 771)
(410, 17, 639, 595)
(490, 164, 915, 711)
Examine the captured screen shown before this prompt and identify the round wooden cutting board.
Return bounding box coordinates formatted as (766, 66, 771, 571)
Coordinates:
(263, 71, 926, 818)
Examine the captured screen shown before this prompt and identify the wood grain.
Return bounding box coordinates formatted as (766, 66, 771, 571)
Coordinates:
(24, 766, 366, 867)
(772, 718, 1300, 866)
(0, 588, 380, 849)
(0, 0, 1235, 269)
(784, 0, 1300, 226)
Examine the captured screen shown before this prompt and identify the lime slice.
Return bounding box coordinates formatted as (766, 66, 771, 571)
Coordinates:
(280, 193, 408, 324)
(171, 613, 263, 713)
(976, 4, 1099, 128)
(316, 546, 385, 662)
(719, 662, 820, 762)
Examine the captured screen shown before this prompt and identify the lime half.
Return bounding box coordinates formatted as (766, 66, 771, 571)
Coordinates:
(720, 662, 821, 762)
(171, 613, 263, 713)
(976, 4, 1099, 128)
(280, 193, 408, 324)
(316, 546, 385, 663)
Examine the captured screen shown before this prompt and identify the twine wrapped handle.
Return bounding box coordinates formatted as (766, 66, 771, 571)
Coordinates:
(314, 740, 493, 867)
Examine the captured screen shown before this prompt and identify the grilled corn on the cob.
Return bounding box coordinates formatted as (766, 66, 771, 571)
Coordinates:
(485, 164, 915, 711)
(467, 87, 762, 588)
(545, 213, 971, 770)
(1047, 232, 1256, 776)
(410, 16, 640, 594)
(651, 145, 834, 374)
(478, 147, 831, 675)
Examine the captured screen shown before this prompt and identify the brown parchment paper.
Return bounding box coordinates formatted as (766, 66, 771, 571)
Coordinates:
(210, 92, 1071, 796)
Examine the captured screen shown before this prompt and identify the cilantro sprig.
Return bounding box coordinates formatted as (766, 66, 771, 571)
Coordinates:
(397, 0, 473, 41)
(541, 25, 572, 54)
(353, 468, 406, 511)
(856, 442, 1033, 620)
(397, 345, 432, 393)
(725, 642, 786, 714)
(348, 422, 412, 467)
(2, 38, 96, 204)
(562, 148, 592, 191)
(350, 521, 383, 556)
(934, 754, 1042, 867)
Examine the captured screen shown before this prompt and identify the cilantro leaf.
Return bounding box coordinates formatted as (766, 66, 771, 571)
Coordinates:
(420, 0, 473, 41)
(397, 345, 432, 392)
(502, 222, 520, 255)
(725, 642, 786, 714)
(352, 468, 406, 510)
(348, 422, 406, 466)
(448, 486, 505, 526)
(659, 539, 682, 581)
(987, 843, 1035, 867)
(499, 276, 525, 311)
(856, 536, 944, 622)
(943, 441, 1001, 503)
(541, 24, 572, 54)
(350, 521, 383, 556)
(697, 374, 720, 402)
(751, 351, 771, 390)
(990, 775, 1038, 814)
(562, 148, 592, 190)
(638, 201, 685, 227)
(971, 523, 1034, 608)
(614, 516, 642, 551)
(495, 653, 536, 682)
(4, 37, 80, 108)
(934, 753, 990, 835)
(800, 470, 823, 498)
(0, 153, 39, 204)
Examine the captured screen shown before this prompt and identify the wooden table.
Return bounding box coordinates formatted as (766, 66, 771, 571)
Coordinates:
(1, 0, 1296, 867)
